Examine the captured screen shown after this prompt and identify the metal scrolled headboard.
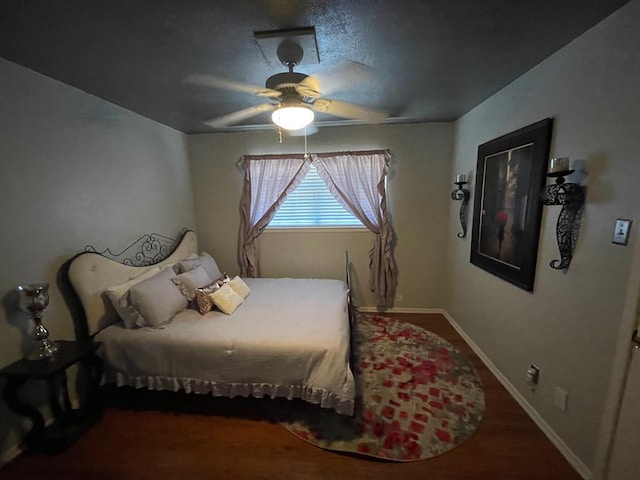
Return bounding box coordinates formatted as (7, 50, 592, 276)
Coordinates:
(83, 228, 188, 266)
(58, 228, 191, 340)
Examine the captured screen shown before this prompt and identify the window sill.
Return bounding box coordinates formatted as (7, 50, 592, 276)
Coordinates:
(263, 227, 368, 234)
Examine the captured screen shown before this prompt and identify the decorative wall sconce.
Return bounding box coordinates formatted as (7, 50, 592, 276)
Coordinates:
(540, 158, 585, 270)
(17, 283, 59, 360)
(451, 174, 470, 238)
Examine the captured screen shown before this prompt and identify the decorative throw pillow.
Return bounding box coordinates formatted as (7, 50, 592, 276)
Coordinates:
(228, 276, 251, 299)
(129, 266, 189, 328)
(209, 283, 244, 315)
(172, 264, 213, 301)
(194, 275, 230, 315)
(177, 252, 222, 280)
(105, 267, 162, 329)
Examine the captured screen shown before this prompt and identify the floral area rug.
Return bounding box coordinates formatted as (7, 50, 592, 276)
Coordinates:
(267, 314, 485, 462)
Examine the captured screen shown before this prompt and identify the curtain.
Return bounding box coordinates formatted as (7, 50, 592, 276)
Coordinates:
(313, 150, 397, 308)
(238, 154, 311, 277)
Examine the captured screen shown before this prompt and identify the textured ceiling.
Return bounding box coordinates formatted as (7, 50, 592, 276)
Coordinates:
(0, 0, 630, 133)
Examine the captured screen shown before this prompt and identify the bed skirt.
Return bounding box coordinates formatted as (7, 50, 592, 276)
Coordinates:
(106, 371, 355, 416)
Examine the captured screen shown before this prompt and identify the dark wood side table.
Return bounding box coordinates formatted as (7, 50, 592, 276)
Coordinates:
(0, 340, 103, 453)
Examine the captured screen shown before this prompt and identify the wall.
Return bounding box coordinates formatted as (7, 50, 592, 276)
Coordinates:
(3, 1, 635, 471)
(0, 58, 194, 461)
(446, 0, 640, 472)
(188, 122, 453, 308)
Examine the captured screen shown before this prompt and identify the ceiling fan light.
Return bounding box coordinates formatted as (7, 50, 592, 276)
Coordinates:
(271, 105, 314, 130)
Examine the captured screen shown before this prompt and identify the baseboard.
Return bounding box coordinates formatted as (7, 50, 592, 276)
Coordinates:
(0, 396, 80, 470)
(357, 306, 443, 314)
(440, 310, 591, 480)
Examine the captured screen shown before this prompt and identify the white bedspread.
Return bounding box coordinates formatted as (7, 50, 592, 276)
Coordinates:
(95, 277, 355, 415)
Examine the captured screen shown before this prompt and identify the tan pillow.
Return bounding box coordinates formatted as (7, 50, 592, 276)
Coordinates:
(210, 283, 244, 315)
(228, 276, 251, 299)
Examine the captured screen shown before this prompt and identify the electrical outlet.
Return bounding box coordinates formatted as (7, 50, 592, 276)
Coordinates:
(395, 293, 403, 303)
(612, 219, 632, 245)
(526, 364, 539, 390)
(554, 387, 569, 412)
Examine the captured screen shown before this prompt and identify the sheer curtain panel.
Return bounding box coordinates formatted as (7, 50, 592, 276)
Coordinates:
(313, 150, 397, 308)
(238, 154, 311, 277)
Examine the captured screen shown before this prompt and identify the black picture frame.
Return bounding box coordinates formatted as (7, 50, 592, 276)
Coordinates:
(470, 118, 553, 291)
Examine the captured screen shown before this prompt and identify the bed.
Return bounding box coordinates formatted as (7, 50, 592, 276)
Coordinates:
(66, 230, 355, 415)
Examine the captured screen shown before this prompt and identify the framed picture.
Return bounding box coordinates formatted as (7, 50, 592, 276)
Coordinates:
(470, 118, 553, 291)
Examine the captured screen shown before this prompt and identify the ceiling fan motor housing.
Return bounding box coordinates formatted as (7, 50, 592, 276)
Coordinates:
(277, 39, 304, 66)
(278, 89, 307, 107)
(265, 72, 309, 90)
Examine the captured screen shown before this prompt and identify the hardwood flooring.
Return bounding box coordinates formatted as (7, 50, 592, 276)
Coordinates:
(1, 313, 583, 480)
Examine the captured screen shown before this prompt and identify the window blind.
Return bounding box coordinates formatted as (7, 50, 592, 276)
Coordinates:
(267, 165, 364, 228)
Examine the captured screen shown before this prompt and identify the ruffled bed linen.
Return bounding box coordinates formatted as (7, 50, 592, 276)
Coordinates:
(95, 277, 355, 415)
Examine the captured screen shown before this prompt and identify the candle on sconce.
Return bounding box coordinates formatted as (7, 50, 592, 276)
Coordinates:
(455, 174, 467, 184)
(549, 157, 570, 173)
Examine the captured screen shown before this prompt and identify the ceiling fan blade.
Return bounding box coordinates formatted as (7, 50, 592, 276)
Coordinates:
(311, 98, 386, 123)
(204, 103, 276, 128)
(185, 74, 281, 98)
(295, 76, 322, 98)
(312, 61, 374, 96)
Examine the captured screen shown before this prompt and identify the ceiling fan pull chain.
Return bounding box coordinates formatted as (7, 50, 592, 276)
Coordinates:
(278, 126, 283, 144)
(304, 127, 308, 158)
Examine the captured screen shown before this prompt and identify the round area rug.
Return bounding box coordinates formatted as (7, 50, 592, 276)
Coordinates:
(267, 314, 485, 462)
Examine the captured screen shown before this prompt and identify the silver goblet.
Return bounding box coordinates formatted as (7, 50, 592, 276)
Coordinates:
(17, 283, 59, 360)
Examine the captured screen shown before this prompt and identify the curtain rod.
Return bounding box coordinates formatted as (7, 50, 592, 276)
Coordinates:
(240, 149, 391, 162)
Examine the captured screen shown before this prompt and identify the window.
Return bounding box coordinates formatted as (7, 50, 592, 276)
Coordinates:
(267, 165, 364, 228)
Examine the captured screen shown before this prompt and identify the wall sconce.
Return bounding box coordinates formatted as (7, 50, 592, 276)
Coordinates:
(540, 158, 585, 270)
(451, 174, 470, 238)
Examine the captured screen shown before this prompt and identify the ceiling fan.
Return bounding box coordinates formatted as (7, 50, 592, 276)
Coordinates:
(187, 38, 387, 131)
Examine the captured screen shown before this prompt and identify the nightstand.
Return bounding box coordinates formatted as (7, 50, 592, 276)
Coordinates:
(0, 340, 103, 453)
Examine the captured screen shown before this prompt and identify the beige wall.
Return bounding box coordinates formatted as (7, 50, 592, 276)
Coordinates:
(0, 58, 194, 459)
(188, 123, 453, 308)
(446, 0, 640, 469)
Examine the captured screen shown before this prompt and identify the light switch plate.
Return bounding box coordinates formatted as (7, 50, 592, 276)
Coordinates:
(613, 219, 632, 245)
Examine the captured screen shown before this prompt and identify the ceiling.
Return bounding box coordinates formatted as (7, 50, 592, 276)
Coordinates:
(0, 0, 630, 134)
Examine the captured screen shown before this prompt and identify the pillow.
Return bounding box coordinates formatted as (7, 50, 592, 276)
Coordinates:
(129, 266, 189, 328)
(172, 253, 198, 273)
(228, 276, 251, 299)
(105, 267, 162, 329)
(172, 264, 214, 301)
(194, 275, 230, 315)
(177, 252, 222, 280)
(210, 283, 244, 315)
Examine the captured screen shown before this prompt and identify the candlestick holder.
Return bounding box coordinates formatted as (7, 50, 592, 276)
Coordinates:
(451, 180, 470, 238)
(17, 283, 59, 360)
(540, 170, 585, 270)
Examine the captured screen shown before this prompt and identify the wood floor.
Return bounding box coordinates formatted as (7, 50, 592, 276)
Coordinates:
(2, 313, 583, 480)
